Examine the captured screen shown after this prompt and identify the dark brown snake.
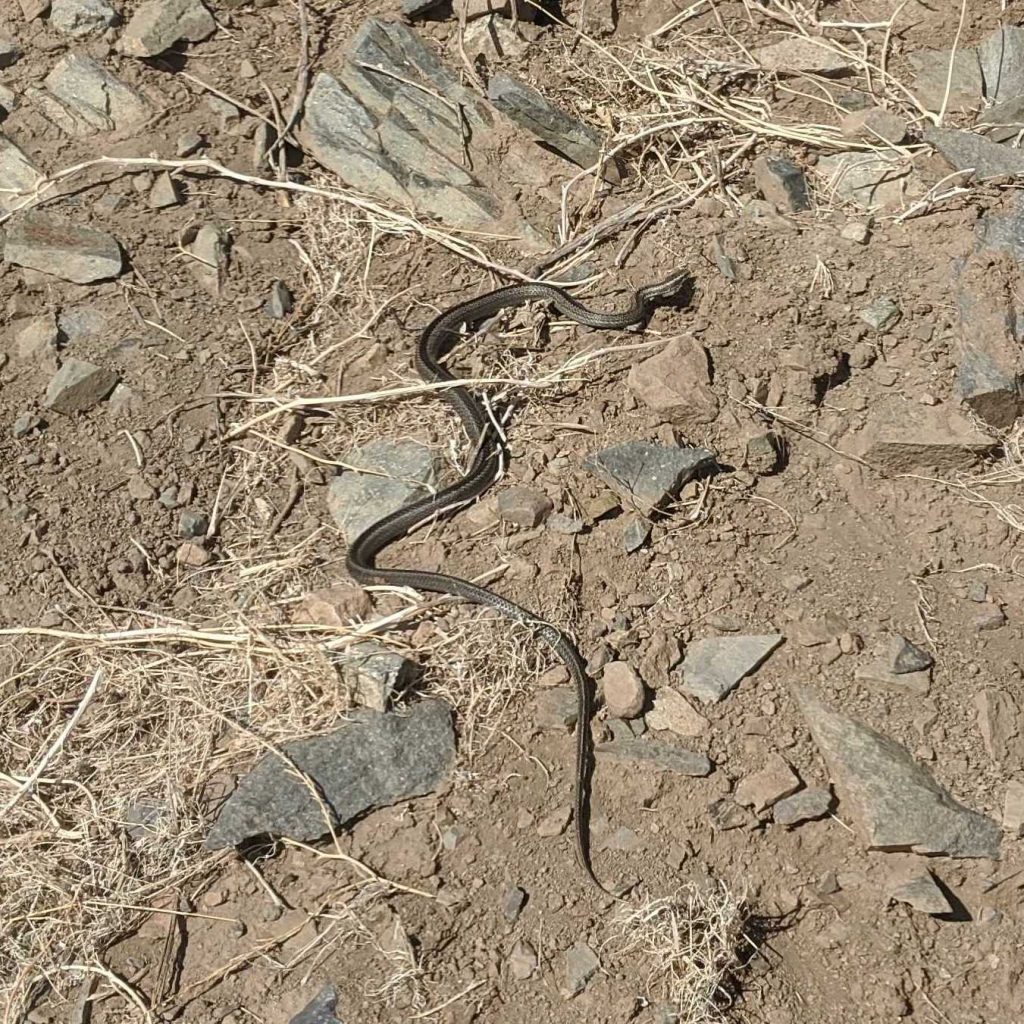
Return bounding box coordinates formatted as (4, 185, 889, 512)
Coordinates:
(346, 272, 689, 893)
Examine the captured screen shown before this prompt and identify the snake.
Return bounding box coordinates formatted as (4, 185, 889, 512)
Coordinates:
(346, 272, 689, 893)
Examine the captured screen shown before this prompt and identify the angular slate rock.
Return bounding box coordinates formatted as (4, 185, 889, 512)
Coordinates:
(909, 48, 982, 113)
(752, 152, 810, 212)
(980, 25, 1024, 102)
(583, 442, 714, 513)
(5, 212, 122, 283)
(795, 687, 1001, 858)
(488, 73, 622, 182)
(889, 872, 953, 916)
(891, 635, 933, 675)
(205, 700, 455, 849)
(289, 984, 344, 1024)
(562, 941, 600, 998)
(120, 0, 216, 57)
(924, 126, 1024, 180)
(299, 19, 515, 233)
(327, 439, 439, 544)
(333, 641, 418, 711)
(595, 738, 711, 776)
(44, 359, 119, 414)
(681, 635, 783, 703)
(773, 786, 833, 826)
(43, 53, 150, 134)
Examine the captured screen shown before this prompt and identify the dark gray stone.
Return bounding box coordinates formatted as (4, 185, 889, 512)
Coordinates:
(488, 73, 623, 182)
(889, 872, 953, 915)
(265, 280, 294, 319)
(327, 439, 439, 543)
(595, 738, 711, 776)
(622, 515, 651, 553)
(205, 700, 456, 849)
(977, 96, 1024, 142)
(980, 26, 1024, 102)
(497, 486, 552, 527)
(773, 787, 833, 826)
(502, 885, 527, 922)
(752, 153, 810, 212)
(289, 984, 343, 1024)
(925, 126, 1024, 179)
(583, 442, 714, 513)
(680, 635, 783, 703)
(5, 213, 122, 283)
(179, 509, 208, 539)
(952, 254, 1023, 428)
(44, 359, 119, 414)
(402, 0, 443, 14)
(891, 635, 933, 675)
(745, 433, 780, 475)
(795, 687, 1001, 858)
(978, 193, 1024, 263)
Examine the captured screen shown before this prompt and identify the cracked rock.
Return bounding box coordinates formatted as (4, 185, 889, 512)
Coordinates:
(44, 359, 119, 414)
(120, 0, 216, 56)
(680, 634, 783, 703)
(206, 700, 455, 848)
(584, 441, 714, 514)
(327, 439, 439, 544)
(795, 687, 1001, 858)
(5, 212, 122, 283)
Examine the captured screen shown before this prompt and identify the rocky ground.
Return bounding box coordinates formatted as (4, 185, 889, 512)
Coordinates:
(2, 1, 1024, 1023)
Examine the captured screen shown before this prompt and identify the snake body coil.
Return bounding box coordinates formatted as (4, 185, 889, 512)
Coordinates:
(346, 273, 688, 892)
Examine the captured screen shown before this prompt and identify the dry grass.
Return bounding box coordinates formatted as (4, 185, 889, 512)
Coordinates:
(608, 881, 749, 1023)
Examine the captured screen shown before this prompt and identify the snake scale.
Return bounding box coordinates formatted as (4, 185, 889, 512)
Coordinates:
(346, 272, 689, 893)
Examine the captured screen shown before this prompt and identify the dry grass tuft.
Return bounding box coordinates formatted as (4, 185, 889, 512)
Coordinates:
(608, 881, 748, 1023)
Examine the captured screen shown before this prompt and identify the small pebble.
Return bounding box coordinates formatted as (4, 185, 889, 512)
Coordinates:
(601, 661, 645, 718)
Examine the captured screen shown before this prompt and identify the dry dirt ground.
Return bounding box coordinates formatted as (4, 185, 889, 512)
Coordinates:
(2, 1, 1024, 1023)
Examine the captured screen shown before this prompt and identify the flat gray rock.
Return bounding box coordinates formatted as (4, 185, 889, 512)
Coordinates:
(50, 0, 118, 36)
(681, 635, 783, 703)
(980, 25, 1024, 102)
(120, 0, 216, 56)
(488, 73, 622, 182)
(816, 150, 915, 210)
(583, 441, 714, 513)
(299, 19, 527, 235)
(795, 687, 1001, 858)
(205, 700, 456, 849)
(925, 126, 1024, 180)
(889, 872, 953, 915)
(44, 359, 119, 414)
(43, 53, 149, 135)
(773, 787, 833, 826)
(910, 48, 982, 113)
(5, 212, 122, 283)
(562, 941, 600, 998)
(595, 738, 711, 776)
(289, 985, 343, 1024)
(327, 439, 439, 544)
(0, 135, 43, 213)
